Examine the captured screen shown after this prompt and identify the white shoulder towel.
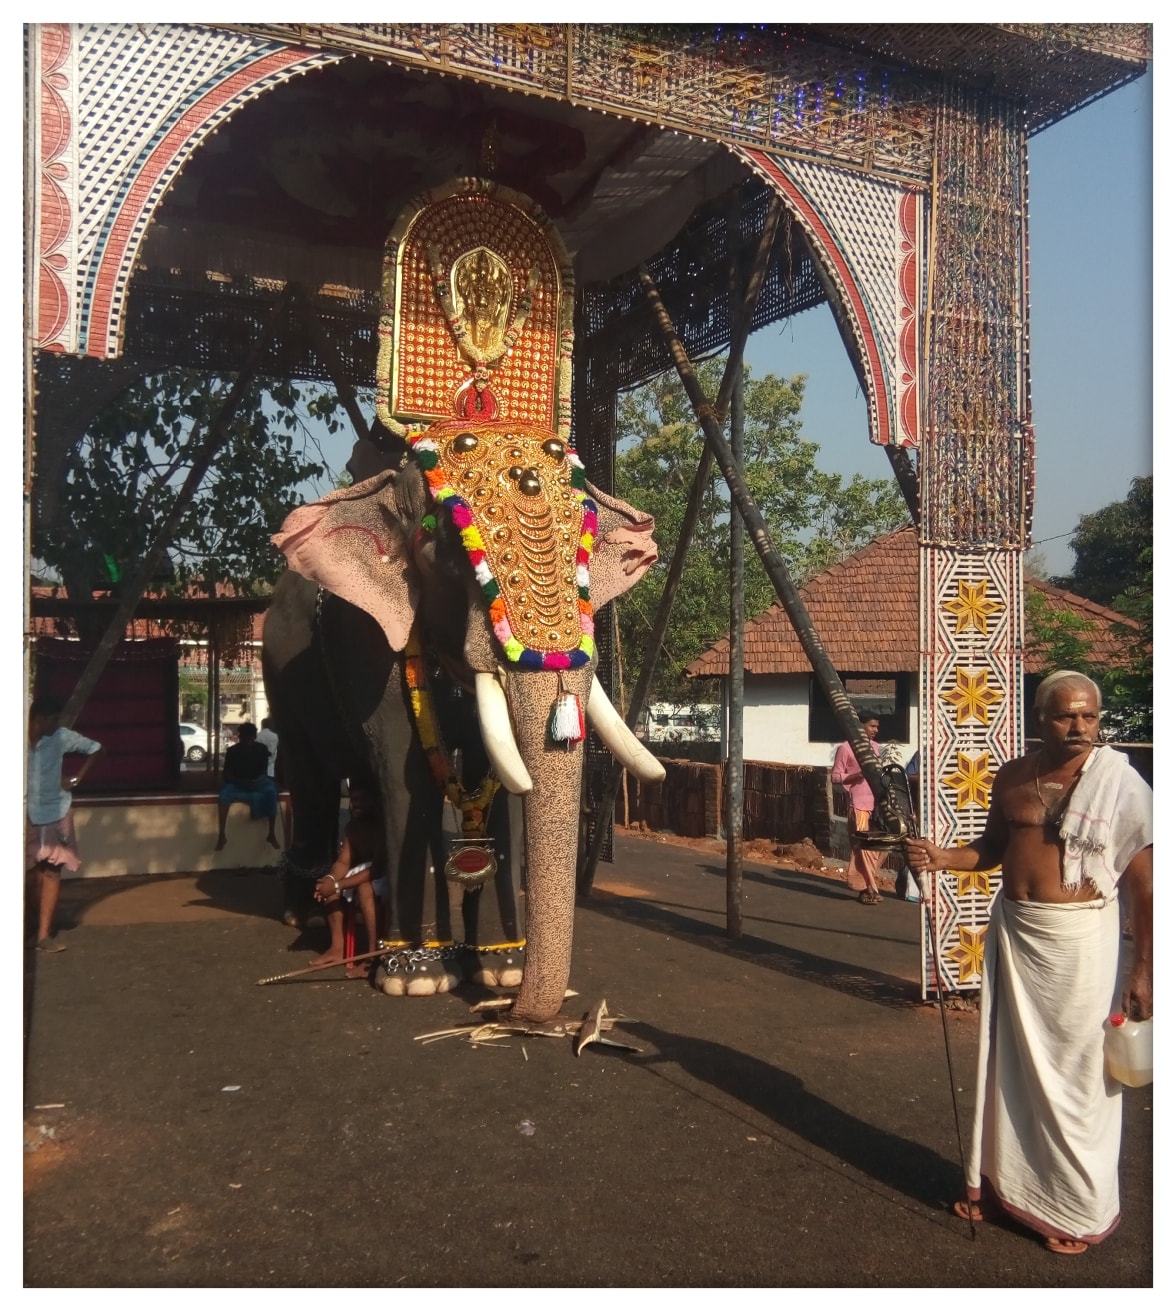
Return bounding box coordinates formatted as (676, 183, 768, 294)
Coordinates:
(1058, 746, 1152, 896)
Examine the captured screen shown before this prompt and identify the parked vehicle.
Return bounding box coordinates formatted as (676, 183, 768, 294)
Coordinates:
(178, 721, 211, 763)
(639, 702, 721, 745)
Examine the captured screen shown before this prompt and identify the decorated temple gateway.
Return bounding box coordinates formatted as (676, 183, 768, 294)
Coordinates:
(25, 23, 1150, 995)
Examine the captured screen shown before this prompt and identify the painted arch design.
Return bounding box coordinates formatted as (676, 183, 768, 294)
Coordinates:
(31, 22, 343, 358)
(737, 148, 922, 450)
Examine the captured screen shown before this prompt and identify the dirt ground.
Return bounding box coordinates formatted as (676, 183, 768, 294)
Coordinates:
(23, 829, 1151, 1288)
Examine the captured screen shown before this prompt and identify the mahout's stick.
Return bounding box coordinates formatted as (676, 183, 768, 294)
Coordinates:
(256, 946, 387, 986)
(923, 888, 976, 1241)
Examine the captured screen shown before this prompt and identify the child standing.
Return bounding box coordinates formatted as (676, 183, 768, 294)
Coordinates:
(26, 696, 103, 951)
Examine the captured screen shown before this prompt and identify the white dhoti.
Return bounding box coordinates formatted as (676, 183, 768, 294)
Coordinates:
(968, 891, 1124, 1244)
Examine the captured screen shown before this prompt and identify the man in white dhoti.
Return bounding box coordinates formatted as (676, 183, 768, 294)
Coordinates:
(906, 671, 1152, 1255)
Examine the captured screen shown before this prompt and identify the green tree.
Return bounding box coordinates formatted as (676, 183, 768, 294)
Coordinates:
(1024, 588, 1101, 674)
(1100, 567, 1152, 742)
(34, 370, 347, 600)
(1024, 584, 1151, 741)
(1056, 475, 1151, 606)
(1037, 476, 1152, 741)
(612, 358, 909, 701)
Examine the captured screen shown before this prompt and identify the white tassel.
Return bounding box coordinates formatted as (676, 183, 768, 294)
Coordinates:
(549, 676, 585, 745)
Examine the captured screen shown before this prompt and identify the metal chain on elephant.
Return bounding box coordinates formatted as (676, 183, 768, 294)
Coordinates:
(377, 943, 461, 976)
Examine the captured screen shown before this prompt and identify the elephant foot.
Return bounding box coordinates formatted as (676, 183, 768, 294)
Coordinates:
(460, 942, 526, 989)
(375, 944, 462, 997)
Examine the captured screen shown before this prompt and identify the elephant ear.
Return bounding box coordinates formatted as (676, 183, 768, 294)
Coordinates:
(271, 470, 420, 653)
(584, 480, 658, 608)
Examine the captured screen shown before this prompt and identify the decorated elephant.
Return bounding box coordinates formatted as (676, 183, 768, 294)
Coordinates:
(262, 178, 664, 1024)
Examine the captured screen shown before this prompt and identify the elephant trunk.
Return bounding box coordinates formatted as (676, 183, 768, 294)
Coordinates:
(501, 667, 593, 1024)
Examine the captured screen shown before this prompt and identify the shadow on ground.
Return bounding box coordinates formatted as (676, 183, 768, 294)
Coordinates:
(627, 1020, 961, 1211)
(585, 887, 922, 1009)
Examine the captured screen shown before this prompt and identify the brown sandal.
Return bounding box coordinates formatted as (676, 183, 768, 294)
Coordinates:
(1044, 1236, 1088, 1256)
(858, 889, 882, 905)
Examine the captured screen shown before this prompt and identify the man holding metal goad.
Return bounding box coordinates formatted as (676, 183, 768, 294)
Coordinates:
(905, 671, 1152, 1256)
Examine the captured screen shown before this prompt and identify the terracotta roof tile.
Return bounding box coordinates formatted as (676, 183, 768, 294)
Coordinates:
(687, 527, 1141, 677)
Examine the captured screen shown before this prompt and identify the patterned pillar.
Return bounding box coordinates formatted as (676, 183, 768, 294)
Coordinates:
(744, 126, 1031, 997)
(920, 91, 1031, 995)
(921, 547, 1024, 992)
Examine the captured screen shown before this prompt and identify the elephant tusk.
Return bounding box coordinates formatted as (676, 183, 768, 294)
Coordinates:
(475, 672, 534, 795)
(586, 676, 667, 783)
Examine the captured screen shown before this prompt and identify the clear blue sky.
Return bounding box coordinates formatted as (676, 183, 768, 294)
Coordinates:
(744, 68, 1152, 579)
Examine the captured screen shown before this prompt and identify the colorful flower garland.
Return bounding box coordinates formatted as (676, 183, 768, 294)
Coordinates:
(403, 626, 500, 838)
(411, 431, 597, 671)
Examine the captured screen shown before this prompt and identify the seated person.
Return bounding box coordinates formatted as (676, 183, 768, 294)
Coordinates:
(312, 783, 387, 975)
(216, 722, 279, 851)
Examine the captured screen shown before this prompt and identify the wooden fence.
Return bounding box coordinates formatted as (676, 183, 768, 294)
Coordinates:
(619, 758, 834, 850)
(618, 743, 1152, 864)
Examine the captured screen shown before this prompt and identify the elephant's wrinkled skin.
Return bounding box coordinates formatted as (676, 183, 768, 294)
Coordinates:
(262, 450, 659, 1022)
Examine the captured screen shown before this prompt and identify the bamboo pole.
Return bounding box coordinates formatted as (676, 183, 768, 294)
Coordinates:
(725, 204, 746, 941)
(638, 270, 893, 815)
(578, 198, 783, 897)
(885, 444, 921, 527)
(725, 351, 746, 940)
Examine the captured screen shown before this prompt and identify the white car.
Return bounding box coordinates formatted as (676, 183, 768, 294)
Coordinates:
(178, 722, 211, 763)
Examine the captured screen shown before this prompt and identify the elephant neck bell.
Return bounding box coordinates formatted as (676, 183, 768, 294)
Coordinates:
(410, 421, 598, 672)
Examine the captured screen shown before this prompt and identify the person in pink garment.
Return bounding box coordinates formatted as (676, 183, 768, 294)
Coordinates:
(831, 716, 885, 904)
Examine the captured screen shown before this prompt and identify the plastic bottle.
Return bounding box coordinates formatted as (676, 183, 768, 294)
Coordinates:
(1103, 1013, 1152, 1087)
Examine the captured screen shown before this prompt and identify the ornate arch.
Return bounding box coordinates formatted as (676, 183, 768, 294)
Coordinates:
(737, 148, 922, 450)
(29, 23, 344, 358)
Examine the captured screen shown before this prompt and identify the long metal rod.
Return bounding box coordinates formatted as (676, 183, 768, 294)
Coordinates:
(725, 205, 746, 941)
(578, 198, 783, 897)
(257, 945, 388, 985)
(924, 890, 976, 1241)
(725, 350, 746, 940)
(638, 268, 889, 807)
(59, 288, 295, 728)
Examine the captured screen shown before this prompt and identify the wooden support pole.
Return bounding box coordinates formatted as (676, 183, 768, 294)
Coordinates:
(725, 199, 746, 941)
(725, 342, 746, 941)
(638, 270, 894, 817)
(885, 444, 921, 528)
(59, 288, 294, 728)
(578, 198, 783, 897)
(210, 620, 221, 769)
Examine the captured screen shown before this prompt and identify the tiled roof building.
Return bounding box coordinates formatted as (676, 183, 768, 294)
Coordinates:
(687, 526, 1139, 679)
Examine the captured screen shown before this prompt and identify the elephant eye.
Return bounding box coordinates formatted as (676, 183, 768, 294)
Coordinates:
(452, 432, 479, 455)
(541, 438, 565, 461)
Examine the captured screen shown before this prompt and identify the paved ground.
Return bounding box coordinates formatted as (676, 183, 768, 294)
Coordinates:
(23, 831, 1151, 1287)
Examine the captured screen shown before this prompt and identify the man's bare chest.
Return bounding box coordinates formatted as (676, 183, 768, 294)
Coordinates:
(1003, 762, 1080, 830)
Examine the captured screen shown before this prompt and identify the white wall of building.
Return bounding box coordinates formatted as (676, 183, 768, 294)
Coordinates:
(719, 674, 919, 768)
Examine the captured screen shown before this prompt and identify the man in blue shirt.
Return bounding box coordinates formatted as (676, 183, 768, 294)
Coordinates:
(26, 696, 103, 952)
(215, 722, 279, 851)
